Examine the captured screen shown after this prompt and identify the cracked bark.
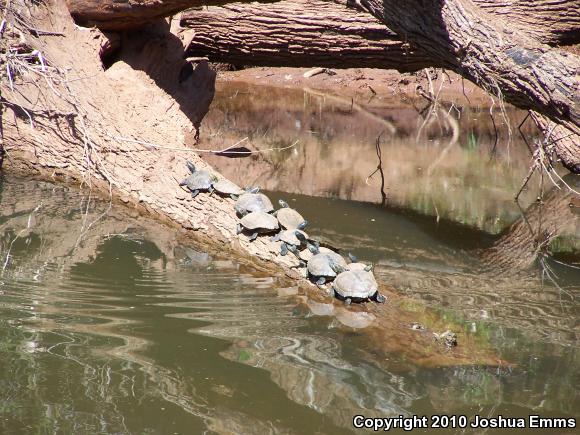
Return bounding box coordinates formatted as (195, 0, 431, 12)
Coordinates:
(180, 0, 435, 71)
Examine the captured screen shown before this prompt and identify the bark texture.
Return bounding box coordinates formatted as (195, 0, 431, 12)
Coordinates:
(358, 0, 580, 136)
(481, 174, 579, 271)
(65, 0, 229, 30)
(68, 0, 580, 46)
(180, 0, 435, 71)
(530, 111, 580, 174)
(472, 0, 580, 45)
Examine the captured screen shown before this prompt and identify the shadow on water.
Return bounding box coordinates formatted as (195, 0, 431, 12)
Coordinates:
(0, 177, 578, 434)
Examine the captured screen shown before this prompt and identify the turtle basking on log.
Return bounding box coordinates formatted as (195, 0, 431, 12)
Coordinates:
(179, 162, 217, 198)
(236, 211, 279, 241)
(331, 269, 386, 305)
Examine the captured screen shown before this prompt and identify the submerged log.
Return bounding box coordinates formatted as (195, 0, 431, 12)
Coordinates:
(180, 0, 435, 71)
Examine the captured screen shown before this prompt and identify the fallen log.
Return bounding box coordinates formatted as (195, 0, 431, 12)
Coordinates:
(481, 173, 579, 271)
(67, 0, 580, 47)
(65, 0, 229, 30)
(180, 0, 436, 71)
(358, 0, 580, 137)
(472, 0, 580, 46)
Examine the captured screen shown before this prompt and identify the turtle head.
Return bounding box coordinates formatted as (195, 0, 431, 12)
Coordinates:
(329, 261, 346, 274)
(296, 220, 308, 230)
(186, 161, 196, 173)
(347, 252, 358, 263)
(278, 199, 289, 208)
(364, 263, 374, 272)
(294, 231, 307, 244)
(306, 242, 319, 255)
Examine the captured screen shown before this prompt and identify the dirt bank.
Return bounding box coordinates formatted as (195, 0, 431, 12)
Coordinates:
(214, 65, 493, 108)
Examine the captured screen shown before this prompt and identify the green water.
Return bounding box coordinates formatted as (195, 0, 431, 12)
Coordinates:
(0, 176, 578, 434)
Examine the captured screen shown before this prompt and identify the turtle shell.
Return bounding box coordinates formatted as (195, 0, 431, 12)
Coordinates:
(333, 270, 378, 300)
(234, 193, 274, 215)
(299, 248, 313, 262)
(347, 262, 369, 271)
(182, 170, 214, 191)
(214, 179, 243, 196)
(280, 230, 308, 246)
(307, 252, 347, 279)
(240, 211, 279, 232)
(277, 207, 305, 229)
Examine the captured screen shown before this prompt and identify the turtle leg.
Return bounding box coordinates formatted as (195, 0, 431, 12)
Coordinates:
(249, 232, 259, 241)
(280, 243, 288, 256)
(288, 245, 299, 257)
(316, 277, 326, 286)
(230, 194, 239, 201)
(297, 220, 308, 230)
(179, 179, 188, 186)
(236, 224, 243, 235)
(298, 260, 307, 268)
(209, 186, 214, 194)
(191, 190, 200, 198)
(375, 293, 386, 304)
(270, 233, 281, 242)
(344, 298, 352, 306)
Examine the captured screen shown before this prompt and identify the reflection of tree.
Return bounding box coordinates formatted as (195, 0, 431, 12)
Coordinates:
(205, 83, 542, 233)
(481, 175, 579, 272)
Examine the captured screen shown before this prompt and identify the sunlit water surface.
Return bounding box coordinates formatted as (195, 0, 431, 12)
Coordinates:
(1, 83, 579, 435)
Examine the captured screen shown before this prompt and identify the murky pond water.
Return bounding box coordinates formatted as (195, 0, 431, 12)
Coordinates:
(1, 84, 579, 434)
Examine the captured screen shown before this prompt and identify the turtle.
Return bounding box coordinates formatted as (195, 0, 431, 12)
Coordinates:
(234, 193, 274, 216)
(275, 200, 308, 230)
(345, 252, 373, 271)
(347, 262, 373, 272)
(236, 211, 279, 241)
(306, 243, 348, 286)
(331, 269, 386, 305)
(179, 162, 217, 198)
(298, 247, 314, 262)
(213, 179, 244, 199)
(272, 229, 308, 257)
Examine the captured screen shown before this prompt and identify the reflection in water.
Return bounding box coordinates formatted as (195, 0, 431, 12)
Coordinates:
(0, 178, 578, 434)
(203, 82, 555, 234)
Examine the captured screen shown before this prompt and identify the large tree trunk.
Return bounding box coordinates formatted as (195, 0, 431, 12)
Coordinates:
(481, 174, 579, 271)
(68, 0, 580, 46)
(67, 0, 580, 132)
(471, 0, 580, 46)
(180, 0, 435, 71)
(65, 0, 230, 30)
(357, 0, 579, 136)
(530, 111, 580, 174)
